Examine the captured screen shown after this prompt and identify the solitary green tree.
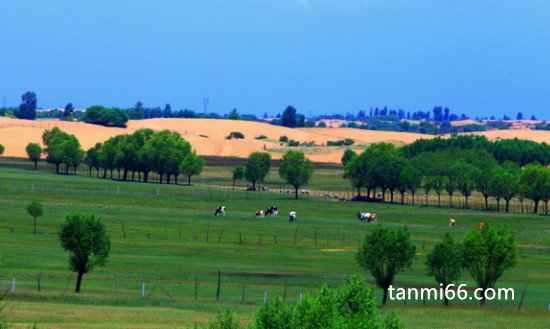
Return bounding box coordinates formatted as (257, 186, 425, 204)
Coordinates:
(0, 144, 4, 156)
(179, 152, 205, 185)
(25, 143, 42, 170)
(281, 106, 297, 128)
(426, 233, 463, 305)
(356, 225, 416, 306)
(17, 91, 37, 120)
(245, 152, 271, 190)
(341, 148, 356, 166)
(231, 165, 245, 189)
(462, 224, 516, 306)
(278, 150, 315, 199)
(59, 213, 111, 293)
(63, 102, 75, 120)
(227, 108, 240, 120)
(27, 201, 44, 235)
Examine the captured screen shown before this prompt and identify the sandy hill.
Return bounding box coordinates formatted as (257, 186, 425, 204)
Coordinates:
(1, 117, 546, 163)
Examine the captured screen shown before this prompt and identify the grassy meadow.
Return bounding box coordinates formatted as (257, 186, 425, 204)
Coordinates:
(0, 166, 549, 328)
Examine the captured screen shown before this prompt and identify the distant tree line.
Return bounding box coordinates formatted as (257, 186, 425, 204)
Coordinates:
(344, 135, 550, 214)
(28, 128, 205, 185)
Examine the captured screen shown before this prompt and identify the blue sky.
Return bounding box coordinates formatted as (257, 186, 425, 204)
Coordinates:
(1, 0, 549, 119)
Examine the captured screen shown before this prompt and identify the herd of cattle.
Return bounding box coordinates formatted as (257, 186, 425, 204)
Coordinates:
(214, 207, 485, 230)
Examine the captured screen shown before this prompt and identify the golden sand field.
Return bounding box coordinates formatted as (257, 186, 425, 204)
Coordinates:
(0, 117, 547, 163)
(463, 129, 550, 144)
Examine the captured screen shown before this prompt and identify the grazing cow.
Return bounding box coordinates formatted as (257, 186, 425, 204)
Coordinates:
(324, 193, 331, 199)
(368, 213, 377, 223)
(214, 206, 226, 216)
(255, 210, 265, 219)
(477, 222, 485, 230)
(261, 186, 269, 192)
(289, 211, 297, 222)
(300, 189, 309, 195)
(266, 206, 278, 217)
(358, 212, 377, 223)
(449, 219, 456, 228)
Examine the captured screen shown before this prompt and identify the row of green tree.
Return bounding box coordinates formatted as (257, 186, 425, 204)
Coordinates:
(358, 224, 516, 307)
(22, 128, 317, 197)
(401, 135, 550, 166)
(343, 139, 550, 214)
(25, 128, 205, 185)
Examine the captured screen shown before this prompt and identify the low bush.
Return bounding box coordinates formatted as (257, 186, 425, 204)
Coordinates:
(226, 132, 245, 140)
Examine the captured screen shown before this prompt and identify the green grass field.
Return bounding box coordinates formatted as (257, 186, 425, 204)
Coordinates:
(0, 167, 549, 328)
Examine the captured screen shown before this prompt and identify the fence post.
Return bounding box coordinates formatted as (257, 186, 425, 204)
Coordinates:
(216, 270, 221, 301)
(195, 276, 198, 301)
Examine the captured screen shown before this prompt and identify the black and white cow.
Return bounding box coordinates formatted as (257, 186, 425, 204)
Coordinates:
(289, 211, 297, 222)
(266, 206, 278, 217)
(214, 206, 226, 216)
(255, 210, 265, 219)
(358, 212, 377, 223)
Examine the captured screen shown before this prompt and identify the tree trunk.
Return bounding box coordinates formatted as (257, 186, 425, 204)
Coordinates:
(382, 287, 388, 306)
(166, 175, 171, 184)
(411, 191, 415, 205)
(252, 180, 256, 190)
(505, 199, 510, 212)
(357, 187, 361, 197)
(437, 193, 441, 207)
(55, 163, 60, 174)
(390, 190, 394, 203)
(496, 198, 500, 212)
(174, 174, 179, 185)
(123, 169, 128, 181)
(479, 288, 486, 307)
(295, 186, 299, 199)
(88, 167, 92, 177)
(449, 194, 453, 208)
(110, 169, 113, 179)
(131, 171, 135, 181)
(484, 194, 489, 210)
(65, 164, 69, 174)
(465, 196, 469, 209)
(143, 171, 149, 183)
(533, 200, 539, 214)
(75, 271, 84, 293)
(401, 191, 405, 204)
(188, 175, 191, 186)
(102, 168, 107, 179)
(34, 161, 38, 170)
(96, 168, 100, 178)
(159, 174, 163, 184)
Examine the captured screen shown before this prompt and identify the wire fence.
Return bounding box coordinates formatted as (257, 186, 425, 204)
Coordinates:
(1, 158, 548, 215)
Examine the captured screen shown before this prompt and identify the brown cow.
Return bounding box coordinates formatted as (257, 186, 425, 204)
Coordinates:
(477, 222, 485, 230)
